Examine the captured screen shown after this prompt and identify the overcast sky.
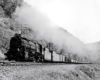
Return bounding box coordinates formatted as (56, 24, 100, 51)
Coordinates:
(24, 0, 100, 44)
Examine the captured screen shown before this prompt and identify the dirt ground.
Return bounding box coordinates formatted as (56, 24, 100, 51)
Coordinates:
(0, 63, 100, 80)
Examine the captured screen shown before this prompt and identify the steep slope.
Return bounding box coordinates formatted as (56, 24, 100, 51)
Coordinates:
(0, 0, 34, 55)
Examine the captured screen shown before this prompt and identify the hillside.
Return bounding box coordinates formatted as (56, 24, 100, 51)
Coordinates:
(0, 0, 89, 61)
(0, 64, 100, 80)
(0, 0, 35, 54)
(86, 42, 100, 62)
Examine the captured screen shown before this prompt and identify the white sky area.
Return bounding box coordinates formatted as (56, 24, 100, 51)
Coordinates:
(24, 0, 100, 43)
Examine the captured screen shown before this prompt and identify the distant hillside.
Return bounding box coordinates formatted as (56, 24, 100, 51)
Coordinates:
(86, 42, 100, 62)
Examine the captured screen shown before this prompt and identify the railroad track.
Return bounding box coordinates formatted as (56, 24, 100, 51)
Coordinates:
(0, 60, 92, 66)
(0, 63, 92, 66)
(0, 62, 42, 66)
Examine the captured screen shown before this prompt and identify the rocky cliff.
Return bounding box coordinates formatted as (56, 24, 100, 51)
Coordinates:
(0, 0, 35, 54)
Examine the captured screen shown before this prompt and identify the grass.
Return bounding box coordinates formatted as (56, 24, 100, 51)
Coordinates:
(0, 63, 100, 80)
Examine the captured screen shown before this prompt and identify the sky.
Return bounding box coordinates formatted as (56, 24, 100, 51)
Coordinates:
(24, 0, 100, 44)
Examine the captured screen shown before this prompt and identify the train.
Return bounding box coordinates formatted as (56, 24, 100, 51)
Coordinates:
(5, 33, 89, 64)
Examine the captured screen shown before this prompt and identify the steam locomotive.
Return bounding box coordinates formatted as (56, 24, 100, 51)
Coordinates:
(5, 33, 67, 62)
(5, 33, 88, 63)
(5, 33, 45, 62)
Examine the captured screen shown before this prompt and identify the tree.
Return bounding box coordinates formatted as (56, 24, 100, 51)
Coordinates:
(0, 0, 23, 17)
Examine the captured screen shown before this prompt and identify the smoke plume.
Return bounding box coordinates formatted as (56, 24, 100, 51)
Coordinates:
(14, 2, 88, 58)
(0, 50, 5, 59)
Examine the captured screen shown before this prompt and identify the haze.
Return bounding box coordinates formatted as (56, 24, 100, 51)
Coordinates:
(24, 0, 100, 44)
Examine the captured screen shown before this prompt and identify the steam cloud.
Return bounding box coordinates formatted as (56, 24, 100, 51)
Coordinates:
(0, 50, 5, 59)
(14, 2, 93, 60)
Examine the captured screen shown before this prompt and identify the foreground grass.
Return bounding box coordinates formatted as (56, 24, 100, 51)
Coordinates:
(0, 63, 100, 80)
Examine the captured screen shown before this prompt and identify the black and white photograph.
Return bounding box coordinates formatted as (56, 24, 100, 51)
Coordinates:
(0, 0, 100, 80)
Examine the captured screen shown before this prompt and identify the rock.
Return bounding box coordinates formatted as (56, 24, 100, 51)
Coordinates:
(0, 0, 23, 17)
(0, 6, 5, 17)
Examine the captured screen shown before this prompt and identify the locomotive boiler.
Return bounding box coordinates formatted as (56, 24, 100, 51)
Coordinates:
(5, 33, 44, 62)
